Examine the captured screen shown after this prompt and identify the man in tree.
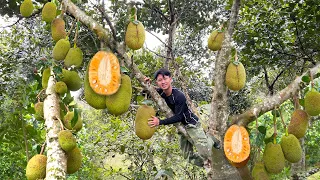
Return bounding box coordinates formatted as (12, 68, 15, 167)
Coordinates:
(145, 68, 220, 167)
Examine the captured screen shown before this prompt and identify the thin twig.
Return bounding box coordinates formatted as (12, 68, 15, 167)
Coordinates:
(146, 29, 169, 48)
(40, 142, 46, 155)
(145, 46, 171, 59)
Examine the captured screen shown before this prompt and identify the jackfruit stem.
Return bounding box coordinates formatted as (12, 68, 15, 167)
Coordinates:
(40, 142, 46, 155)
(279, 107, 287, 133)
(310, 70, 314, 88)
(273, 114, 277, 144)
(73, 19, 80, 48)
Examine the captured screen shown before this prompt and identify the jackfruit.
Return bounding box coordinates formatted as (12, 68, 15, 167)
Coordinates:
(288, 109, 309, 139)
(63, 111, 82, 132)
(51, 18, 67, 42)
(84, 64, 106, 109)
(20, 0, 34, 17)
(66, 146, 82, 174)
(208, 30, 225, 51)
(304, 88, 320, 116)
(26, 154, 47, 180)
(53, 38, 70, 61)
(42, 2, 57, 23)
(42, 67, 51, 88)
(61, 69, 82, 91)
(64, 47, 83, 68)
(251, 162, 270, 180)
(280, 134, 302, 163)
(225, 61, 246, 91)
(34, 102, 44, 121)
(58, 130, 76, 152)
(106, 74, 132, 115)
(125, 21, 145, 50)
(54, 81, 68, 95)
(135, 105, 156, 140)
(263, 142, 285, 174)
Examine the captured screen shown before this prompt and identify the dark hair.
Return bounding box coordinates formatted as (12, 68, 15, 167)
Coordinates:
(154, 68, 171, 80)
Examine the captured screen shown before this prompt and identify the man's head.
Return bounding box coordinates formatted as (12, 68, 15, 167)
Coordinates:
(154, 68, 172, 90)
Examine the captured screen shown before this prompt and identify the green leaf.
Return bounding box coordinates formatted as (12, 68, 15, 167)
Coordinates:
(302, 75, 310, 83)
(299, 98, 305, 107)
(71, 109, 79, 128)
(258, 126, 267, 134)
(120, 66, 129, 73)
(155, 169, 174, 180)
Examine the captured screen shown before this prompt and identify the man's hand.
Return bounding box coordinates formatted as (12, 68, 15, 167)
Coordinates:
(148, 115, 159, 127)
(144, 76, 151, 84)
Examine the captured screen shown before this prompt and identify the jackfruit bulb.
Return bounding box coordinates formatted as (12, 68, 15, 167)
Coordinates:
(288, 109, 309, 139)
(66, 146, 82, 174)
(63, 111, 82, 132)
(51, 18, 67, 42)
(304, 88, 320, 116)
(64, 47, 83, 68)
(280, 134, 302, 163)
(251, 162, 270, 180)
(225, 61, 246, 91)
(42, 2, 57, 23)
(58, 130, 77, 152)
(34, 102, 44, 121)
(42, 67, 51, 88)
(263, 142, 285, 174)
(61, 69, 82, 91)
(53, 39, 70, 61)
(54, 81, 68, 95)
(208, 30, 225, 51)
(135, 105, 156, 140)
(26, 154, 47, 180)
(20, 0, 34, 17)
(125, 21, 145, 50)
(106, 74, 132, 115)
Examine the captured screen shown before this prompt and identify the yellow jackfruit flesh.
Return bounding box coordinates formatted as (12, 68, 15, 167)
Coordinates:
(61, 69, 82, 91)
(125, 21, 145, 50)
(34, 102, 44, 121)
(225, 61, 246, 91)
(304, 88, 320, 116)
(42, 67, 51, 88)
(263, 142, 285, 174)
(20, 0, 34, 17)
(58, 130, 77, 152)
(251, 162, 270, 180)
(84, 64, 106, 109)
(280, 134, 302, 163)
(54, 81, 68, 95)
(63, 111, 82, 132)
(288, 109, 309, 139)
(208, 30, 225, 51)
(135, 105, 156, 140)
(106, 74, 132, 115)
(66, 146, 82, 174)
(64, 47, 83, 68)
(42, 2, 57, 23)
(53, 39, 70, 61)
(26, 154, 47, 180)
(51, 18, 67, 42)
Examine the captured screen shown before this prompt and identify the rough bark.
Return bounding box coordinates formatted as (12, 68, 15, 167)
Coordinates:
(44, 71, 67, 179)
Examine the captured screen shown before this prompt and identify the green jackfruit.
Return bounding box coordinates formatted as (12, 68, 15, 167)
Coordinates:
(135, 105, 156, 140)
(42, 67, 51, 88)
(63, 111, 82, 132)
(106, 74, 132, 115)
(125, 21, 145, 50)
(51, 18, 66, 42)
(58, 130, 76, 152)
(288, 109, 309, 139)
(42, 2, 57, 23)
(208, 30, 225, 51)
(280, 134, 302, 163)
(61, 69, 82, 91)
(251, 162, 270, 180)
(263, 142, 285, 174)
(304, 88, 320, 116)
(54, 81, 68, 95)
(64, 47, 83, 68)
(53, 39, 70, 61)
(20, 0, 34, 17)
(225, 61, 246, 91)
(84, 64, 106, 109)
(66, 146, 82, 174)
(34, 102, 44, 121)
(26, 154, 47, 180)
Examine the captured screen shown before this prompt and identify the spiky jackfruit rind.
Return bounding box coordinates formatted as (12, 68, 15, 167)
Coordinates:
(288, 109, 309, 139)
(58, 130, 77, 152)
(42, 2, 57, 23)
(135, 105, 156, 140)
(34, 102, 44, 121)
(251, 162, 270, 180)
(63, 111, 82, 132)
(53, 39, 70, 61)
(51, 18, 67, 42)
(66, 146, 82, 174)
(54, 81, 68, 95)
(105, 74, 132, 115)
(26, 154, 47, 180)
(208, 30, 225, 51)
(61, 69, 82, 91)
(225, 62, 246, 91)
(125, 21, 146, 50)
(263, 142, 285, 174)
(42, 67, 51, 88)
(20, 0, 34, 17)
(280, 134, 302, 163)
(304, 88, 320, 116)
(64, 47, 83, 68)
